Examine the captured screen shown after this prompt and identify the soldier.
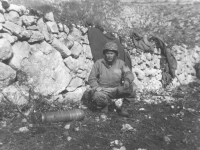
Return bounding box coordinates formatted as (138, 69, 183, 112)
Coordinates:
(88, 41, 137, 117)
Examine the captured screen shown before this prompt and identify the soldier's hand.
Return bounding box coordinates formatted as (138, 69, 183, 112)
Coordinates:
(123, 80, 130, 89)
(96, 87, 103, 92)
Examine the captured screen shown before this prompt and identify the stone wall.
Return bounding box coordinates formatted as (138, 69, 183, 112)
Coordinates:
(0, 1, 93, 105)
(0, 1, 199, 106)
(130, 45, 200, 91)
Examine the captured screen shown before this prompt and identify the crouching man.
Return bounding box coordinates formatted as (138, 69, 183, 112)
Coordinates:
(88, 41, 137, 117)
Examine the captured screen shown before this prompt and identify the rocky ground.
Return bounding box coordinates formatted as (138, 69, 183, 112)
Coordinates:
(0, 83, 200, 150)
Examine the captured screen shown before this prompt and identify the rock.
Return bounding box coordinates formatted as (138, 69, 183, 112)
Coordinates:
(78, 55, 86, 70)
(44, 12, 54, 22)
(145, 53, 152, 61)
(153, 55, 160, 69)
(27, 25, 38, 30)
(4, 11, 22, 25)
(7, 4, 26, 15)
(51, 38, 71, 58)
(82, 34, 89, 45)
(138, 63, 146, 70)
(144, 68, 157, 77)
(80, 26, 88, 34)
(21, 15, 36, 26)
(0, 33, 17, 43)
(0, 13, 5, 23)
(69, 27, 83, 42)
(18, 29, 32, 40)
(63, 25, 69, 35)
(46, 21, 59, 34)
(77, 70, 88, 79)
(64, 56, 79, 71)
(0, 38, 12, 61)
(155, 70, 162, 80)
(83, 44, 93, 59)
(58, 23, 63, 32)
(9, 41, 31, 70)
(37, 18, 51, 42)
(28, 31, 44, 43)
(141, 53, 146, 61)
(0, 62, 16, 90)
(67, 77, 83, 92)
(58, 32, 68, 42)
(36, 41, 53, 55)
(70, 41, 83, 58)
(133, 68, 145, 80)
(63, 39, 74, 49)
(20, 49, 72, 96)
(2, 83, 29, 105)
(177, 73, 186, 84)
(63, 87, 85, 103)
(3, 21, 23, 35)
(1, 0, 9, 10)
(64, 123, 71, 129)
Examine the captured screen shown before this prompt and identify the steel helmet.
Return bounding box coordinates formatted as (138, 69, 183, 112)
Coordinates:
(103, 42, 118, 56)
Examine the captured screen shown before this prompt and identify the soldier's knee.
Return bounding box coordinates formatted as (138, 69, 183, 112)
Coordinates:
(92, 91, 108, 106)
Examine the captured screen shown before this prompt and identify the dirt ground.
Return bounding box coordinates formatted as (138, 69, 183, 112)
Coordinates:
(0, 83, 200, 150)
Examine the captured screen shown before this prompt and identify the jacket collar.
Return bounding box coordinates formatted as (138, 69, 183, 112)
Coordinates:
(102, 58, 117, 68)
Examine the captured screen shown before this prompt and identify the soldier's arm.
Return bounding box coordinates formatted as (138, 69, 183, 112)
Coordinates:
(88, 62, 100, 88)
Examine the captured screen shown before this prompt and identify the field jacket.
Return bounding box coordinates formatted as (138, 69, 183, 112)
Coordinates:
(88, 58, 134, 88)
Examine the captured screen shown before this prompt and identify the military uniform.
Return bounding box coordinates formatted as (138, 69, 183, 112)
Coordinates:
(88, 42, 137, 110)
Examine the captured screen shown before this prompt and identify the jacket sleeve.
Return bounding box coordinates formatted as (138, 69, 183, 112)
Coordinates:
(121, 63, 134, 84)
(88, 62, 100, 88)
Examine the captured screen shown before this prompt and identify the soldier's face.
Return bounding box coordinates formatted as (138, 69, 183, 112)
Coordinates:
(104, 51, 117, 64)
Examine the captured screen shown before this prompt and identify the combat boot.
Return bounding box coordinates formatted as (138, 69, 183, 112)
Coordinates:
(101, 105, 109, 113)
(116, 99, 130, 118)
(117, 106, 129, 118)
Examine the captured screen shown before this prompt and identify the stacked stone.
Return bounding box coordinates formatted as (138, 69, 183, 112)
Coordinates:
(172, 45, 200, 85)
(130, 44, 200, 91)
(131, 49, 162, 91)
(0, 1, 93, 105)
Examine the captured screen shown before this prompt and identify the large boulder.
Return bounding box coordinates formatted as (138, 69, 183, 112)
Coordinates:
(0, 33, 17, 43)
(4, 11, 22, 25)
(0, 13, 5, 23)
(83, 44, 93, 59)
(2, 83, 29, 105)
(51, 38, 71, 58)
(69, 27, 83, 42)
(36, 41, 53, 55)
(64, 56, 79, 72)
(0, 38, 12, 61)
(20, 47, 72, 96)
(62, 87, 86, 103)
(70, 41, 83, 58)
(18, 29, 32, 40)
(6, 4, 26, 15)
(37, 18, 51, 42)
(66, 77, 83, 92)
(46, 21, 59, 34)
(28, 31, 44, 43)
(44, 12, 54, 22)
(9, 41, 31, 70)
(0, 62, 16, 90)
(21, 15, 36, 26)
(3, 21, 23, 36)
